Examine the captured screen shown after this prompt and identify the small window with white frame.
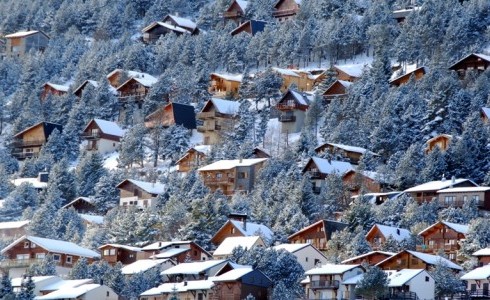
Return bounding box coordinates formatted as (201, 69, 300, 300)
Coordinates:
(24, 241, 29, 248)
(66, 256, 73, 264)
(53, 254, 61, 262)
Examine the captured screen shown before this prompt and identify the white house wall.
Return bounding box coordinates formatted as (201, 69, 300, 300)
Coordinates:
(407, 271, 435, 300)
(295, 246, 328, 272)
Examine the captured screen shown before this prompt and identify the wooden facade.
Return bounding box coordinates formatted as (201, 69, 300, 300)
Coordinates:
(425, 134, 453, 153)
(437, 187, 490, 210)
(12, 122, 62, 160)
(376, 250, 461, 272)
(230, 20, 267, 36)
(61, 197, 97, 214)
(117, 179, 164, 209)
(107, 69, 126, 88)
(314, 143, 370, 165)
(287, 220, 348, 252)
(365, 224, 410, 251)
(342, 251, 395, 266)
(323, 80, 352, 102)
(273, 68, 317, 92)
(405, 179, 477, 204)
(144, 102, 196, 130)
(141, 241, 211, 263)
(342, 170, 386, 196)
(212, 270, 272, 300)
(333, 65, 362, 82)
(449, 53, 490, 78)
(99, 244, 141, 266)
(416, 221, 467, 262)
(197, 98, 240, 145)
(73, 80, 98, 98)
(176, 147, 210, 173)
(40, 83, 69, 101)
(389, 66, 426, 86)
(4, 30, 49, 57)
(224, 0, 248, 25)
(209, 73, 242, 98)
(273, 0, 300, 22)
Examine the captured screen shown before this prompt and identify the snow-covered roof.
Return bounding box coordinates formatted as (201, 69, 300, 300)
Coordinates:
(229, 220, 273, 240)
(473, 248, 490, 256)
(78, 214, 104, 225)
(1, 236, 100, 258)
(461, 265, 490, 280)
(213, 236, 262, 256)
(482, 107, 490, 120)
(98, 244, 142, 252)
(5, 30, 42, 38)
(150, 248, 189, 259)
(198, 158, 268, 171)
(337, 80, 353, 88)
(131, 75, 158, 88)
(121, 259, 171, 275)
(61, 197, 93, 209)
(289, 89, 309, 105)
(387, 269, 426, 287)
(211, 73, 243, 82)
(193, 145, 212, 155)
(89, 119, 124, 137)
(209, 98, 241, 114)
(40, 279, 93, 292)
(114, 70, 158, 89)
(35, 283, 102, 299)
(324, 142, 369, 154)
(450, 53, 490, 69)
(213, 267, 253, 281)
(342, 273, 364, 285)
(162, 260, 227, 275)
(45, 82, 70, 92)
(141, 241, 187, 251)
(140, 280, 215, 296)
(341, 251, 396, 264)
(273, 243, 310, 253)
(0, 220, 30, 229)
(404, 179, 476, 193)
(117, 179, 165, 195)
(418, 221, 468, 235)
(12, 177, 48, 189)
(272, 67, 300, 77)
(305, 264, 361, 275)
(437, 186, 490, 193)
(11, 276, 59, 288)
(369, 224, 411, 242)
(377, 250, 462, 270)
(167, 15, 197, 30)
(155, 21, 188, 33)
(235, 0, 249, 11)
(334, 64, 366, 78)
(308, 157, 354, 175)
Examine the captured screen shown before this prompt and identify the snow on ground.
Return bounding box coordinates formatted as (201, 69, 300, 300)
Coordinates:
(103, 151, 120, 170)
(190, 129, 204, 146)
(262, 118, 302, 157)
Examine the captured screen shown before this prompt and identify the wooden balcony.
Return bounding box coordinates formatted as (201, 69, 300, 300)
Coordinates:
(223, 11, 243, 18)
(416, 243, 459, 252)
(276, 103, 301, 111)
(203, 177, 235, 185)
(81, 132, 101, 140)
(197, 124, 221, 132)
(309, 171, 322, 179)
(12, 152, 38, 160)
(272, 8, 299, 18)
(469, 289, 490, 298)
(12, 139, 45, 148)
(310, 280, 339, 289)
(118, 93, 147, 102)
(439, 200, 484, 208)
(279, 115, 296, 122)
(0, 258, 43, 269)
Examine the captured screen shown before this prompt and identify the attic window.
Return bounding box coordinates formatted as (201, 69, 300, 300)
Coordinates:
(24, 242, 29, 248)
(425, 276, 430, 282)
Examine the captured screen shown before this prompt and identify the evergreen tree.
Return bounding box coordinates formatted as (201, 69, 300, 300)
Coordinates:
(76, 152, 107, 196)
(355, 266, 388, 300)
(0, 272, 14, 300)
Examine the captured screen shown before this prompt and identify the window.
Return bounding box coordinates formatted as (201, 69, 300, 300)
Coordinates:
(305, 257, 308, 262)
(425, 276, 430, 282)
(449, 253, 456, 260)
(129, 254, 134, 258)
(231, 227, 235, 234)
(444, 196, 455, 205)
(24, 242, 29, 248)
(53, 254, 61, 262)
(35, 253, 45, 259)
(31, 243, 36, 248)
(66, 256, 73, 264)
(109, 249, 116, 255)
(16, 254, 29, 260)
(107, 292, 110, 297)
(411, 258, 419, 265)
(472, 195, 480, 202)
(238, 172, 248, 179)
(103, 250, 110, 256)
(216, 173, 222, 179)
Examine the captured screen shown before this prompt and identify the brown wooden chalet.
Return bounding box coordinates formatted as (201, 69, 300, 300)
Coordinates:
(315, 142, 374, 165)
(176, 145, 211, 173)
(142, 15, 199, 43)
(341, 251, 396, 266)
(323, 80, 352, 102)
(273, 0, 301, 22)
(416, 221, 468, 262)
(81, 119, 124, 155)
(342, 170, 391, 196)
(141, 241, 212, 263)
(404, 177, 478, 203)
(99, 244, 143, 266)
(61, 197, 97, 214)
(425, 134, 454, 154)
(449, 53, 490, 78)
(365, 224, 411, 250)
(276, 89, 310, 134)
(197, 98, 240, 145)
(209, 73, 242, 98)
(231, 20, 268, 36)
(40, 82, 69, 101)
(198, 158, 268, 196)
(117, 179, 166, 209)
(212, 268, 272, 300)
(0, 236, 100, 277)
(437, 186, 490, 210)
(106, 69, 127, 88)
(116, 74, 157, 103)
(252, 147, 270, 159)
(4, 30, 49, 57)
(333, 64, 365, 82)
(12, 122, 62, 160)
(302, 157, 353, 193)
(287, 220, 348, 252)
(272, 67, 316, 92)
(210, 213, 273, 246)
(389, 66, 426, 86)
(73, 80, 98, 98)
(472, 248, 490, 267)
(144, 102, 196, 130)
(224, 0, 249, 24)
(376, 250, 463, 272)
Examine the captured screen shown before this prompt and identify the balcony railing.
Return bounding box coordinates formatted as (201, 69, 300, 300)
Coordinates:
(469, 289, 490, 298)
(416, 244, 459, 252)
(279, 115, 296, 122)
(0, 258, 43, 268)
(272, 8, 299, 18)
(310, 280, 339, 289)
(81, 132, 101, 140)
(12, 152, 38, 160)
(12, 139, 45, 148)
(276, 103, 300, 110)
(439, 200, 484, 208)
(197, 112, 217, 119)
(223, 11, 243, 18)
(203, 177, 235, 185)
(197, 124, 221, 132)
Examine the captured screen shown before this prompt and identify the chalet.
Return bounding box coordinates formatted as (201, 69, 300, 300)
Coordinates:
(287, 220, 348, 252)
(176, 145, 211, 172)
(212, 267, 272, 300)
(161, 259, 231, 282)
(12, 122, 63, 160)
(389, 66, 426, 86)
(198, 158, 268, 196)
(11, 275, 64, 295)
(365, 224, 411, 250)
(121, 259, 174, 276)
(303, 264, 364, 300)
(276, 89, 310, 134)
(460, 265, 490, 298)
(142, 15, 199, 43)
(342, 170, 392, 195)
(61, 197, 96, 214)
(12, 172, 49, 191)
(140, 280, 215, 300)
(210, 214, 273, 246)
(224, 0, 249, 25)
(144, 102, 196, 130)
(197, 98, 240, 145)
(0, 236, 100, 277)
(209, 73, 242, 98)
(341, 251, 396, 266)
(40, 82, 69, 101)
(106, 69, 152, 88)
(141, 240, 212, 262)
(375, 250, 463, 272)
(333, 64, 366, 82)
(302, 157, 353, 193)
(272, 67, 316, 92)
(38, 278, 95, 295)
(404, 177, 477, 203)
(323, 80, 352, 102)
(482, 107, 490, 123)
(0, 220, 30, 239)
(273, 0, 301, 22)
(98, 244, 143, 266)
(437, 186, 490, 210)
(117, 179, 165, 209)
(425, 134, 453, 153)
(393, 7, 420, 23)
(273, 243, 328, 271)
(252, 147, 270, 158)
(116, 72, 158, 124)
(81, 119, 124, 155)
(353, 191, 403, 205)
(213, 236, 265, 259)
(315, 142, 375, 165)
(231, 20, 267, 36)
(449, 53, 490, 78)
(4, 30, 49, 57)
(73, 80, 99, 98)
(36, 283, 118, 300)
(416, 221, 468, 262)
(473, 248, 490, 267)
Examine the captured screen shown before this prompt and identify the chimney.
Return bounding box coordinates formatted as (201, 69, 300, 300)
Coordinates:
(450, 176, 456, 188)
(441, 174, 446, 182)
(396, 229, 400, 235)
(184, 281, 187, 286)
(159, 241, 162, 247)
(228, 213, 247, 230)
(38, 172, 49, 183)
(239, 158, 243, 163)
(99, 279, 103, 286)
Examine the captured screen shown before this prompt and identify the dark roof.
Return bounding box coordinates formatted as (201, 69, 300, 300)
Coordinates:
(231, 20, 268, 36)
(277, 89, 310, 107)
(171, 102, 196, 129)
(323, 220, 349, 240)
(14, 122, 62, 139)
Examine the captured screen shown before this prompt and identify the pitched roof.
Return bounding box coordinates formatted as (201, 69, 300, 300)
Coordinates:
(5, 30, 49, 39)
(437, 186, 490, 193)
(1, 236, 100, 258)
(61, 197, 94, 209)
(98, 244, 142, 252)
(115, 72, 158, 90)
(461, 265, 490, 280)
(449, 53, 490, 70)
(387, 269, 427, 287)
(287, 219, 348, 241)
(35, 284, 103, 299)
(116, 179, 165, 195)
(303, 157, 354, 175)
(472, 248, 490, 256)
(141, 280, 215, 296)
(404, 178, 477, 193)
(482, 107, 490, 120)
(79, 214, 104, 225)
(121, 259, 171, 275)
(0, 220, 30, 229)
(150, 248, 190, 259)
(341, 251, 396, 264)
(14, 122, 63, 139)
(305, 264, 361, 275)
(230, 20, 268, 36)
(198, 158, 268, 171)
(211, 73, 243, 82)
(228, 220, 273, 239)
(235, 0, 249, 11)
(334, 64, 366, 78)
(44, 82, 70, 92)
(376, 250, 462, 270)
(389, 66, 426, 85)
(73, 80, 98, 96)
(141, 240, 192, 251)
(367, 224, 411, 242)
(213, 236, 263, 256)
(83, 119, 124, 137)
(213, 267, 254, 281)
(315, 142, 371, 155)
(40, 279, 94, 292)
(165, 15, 197, 30)
(418, 221, 468, 236)
(162, 260, 228, 275)
(168, 102, 197, 129)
